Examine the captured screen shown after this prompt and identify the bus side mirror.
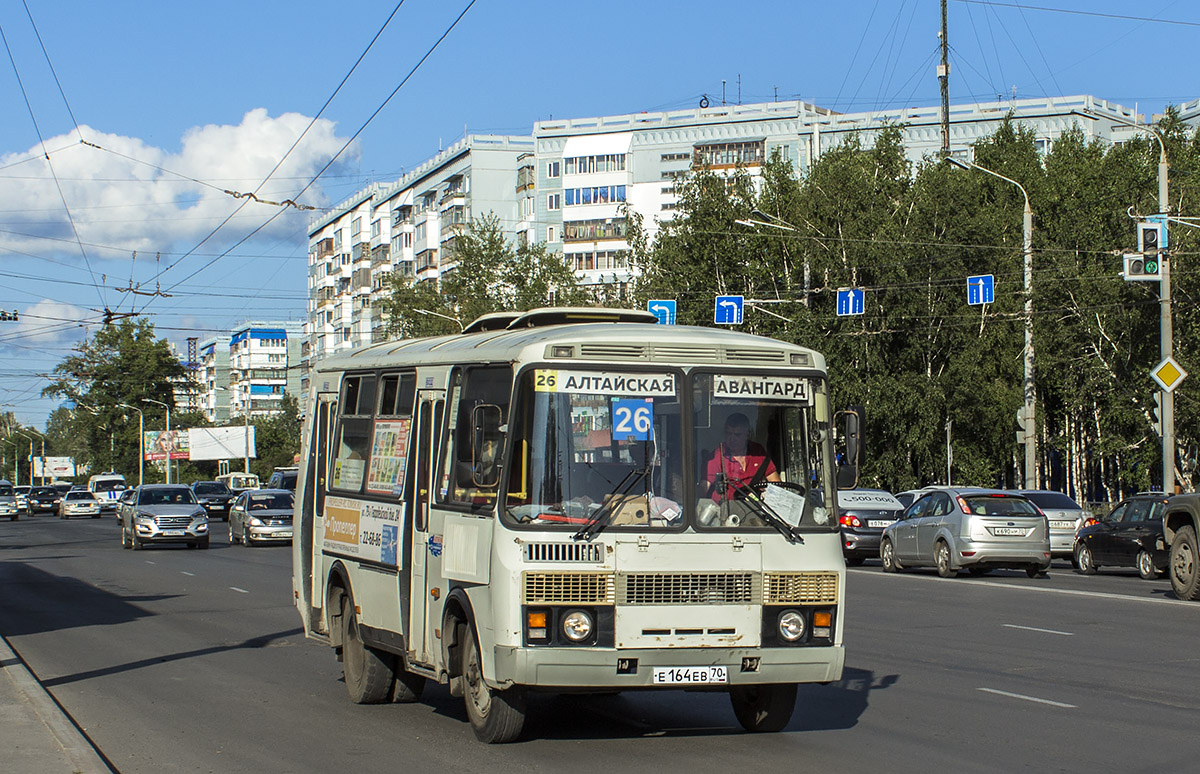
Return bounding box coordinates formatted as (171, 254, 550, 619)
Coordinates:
(835, 408, 861, 490)
(471, 404, 503, 488)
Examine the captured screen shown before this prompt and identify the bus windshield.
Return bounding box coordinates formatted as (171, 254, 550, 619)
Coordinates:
(691, 372, 835, 532)
(505, 368, 685, 529)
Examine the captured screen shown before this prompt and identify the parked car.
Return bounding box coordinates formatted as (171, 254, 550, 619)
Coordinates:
(0, 480, 18, 520)
(1016, 489, 1093, 565)
(191, 481, 235, 521)
(880, 487, 1051, 578)
(228, 489, 295, 546)
(26, 486, 61, 515)
(59, 489, 100, 519)
(1074, 493, 1172, 579)
(266, 467, 298, 492)
(120, 484, 210, 550)
(838, 489, 904, 565)
(13, 485, 31, 513)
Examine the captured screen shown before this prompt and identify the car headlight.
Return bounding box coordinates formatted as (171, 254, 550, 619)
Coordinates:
(136, 511, 156, 521)
(778, 610, 806, 642)
(562, 610, 594, 642)
(248, 517, 263, 526)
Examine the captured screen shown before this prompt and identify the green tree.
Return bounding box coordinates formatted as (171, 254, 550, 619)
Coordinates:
(381, 212, 588, 339)
(42, 318, 191, 480)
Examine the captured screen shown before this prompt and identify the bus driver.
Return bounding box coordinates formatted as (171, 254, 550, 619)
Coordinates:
(705, 412, 781, 501)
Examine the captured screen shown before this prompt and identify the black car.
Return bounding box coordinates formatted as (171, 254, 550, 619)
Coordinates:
(838, 489, 904, 565)
(26, 486, 61, 515)
(267, 468, 298, 491)
(1074, 493, 1172, 579)
(191, 481, 235, 521)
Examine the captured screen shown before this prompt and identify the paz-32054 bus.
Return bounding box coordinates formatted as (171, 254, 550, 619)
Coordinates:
(293, 308, 860, 742)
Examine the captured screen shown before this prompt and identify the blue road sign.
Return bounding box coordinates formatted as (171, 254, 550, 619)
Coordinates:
(967, 274, 995, 305)
(836, 288, 865, 316)
(647, 299, 677, 325)
(714, 295, 744, 325)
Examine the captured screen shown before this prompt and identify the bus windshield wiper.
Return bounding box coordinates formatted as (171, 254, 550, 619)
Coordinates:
(721, 477, 804, 544)
(573, 467, 650, 542)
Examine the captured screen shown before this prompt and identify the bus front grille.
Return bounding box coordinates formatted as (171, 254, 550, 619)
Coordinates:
(619, 573, 758, 605)
(523, 542, 604, 563)
(523, 572, 614, 604)
(764, 572, 839, 604)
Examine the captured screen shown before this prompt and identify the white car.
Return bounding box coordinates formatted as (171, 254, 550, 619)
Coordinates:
(60, 490, 101, 519)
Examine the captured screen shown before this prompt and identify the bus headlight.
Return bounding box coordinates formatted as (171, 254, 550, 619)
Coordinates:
(778, 610, 806, 642)
(562, 610, 594, 642)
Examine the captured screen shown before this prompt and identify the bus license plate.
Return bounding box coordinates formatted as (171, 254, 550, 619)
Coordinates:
(652, 666, 728, 685)
(163, 530, 185, 537)
(993, 527, 1024, 536)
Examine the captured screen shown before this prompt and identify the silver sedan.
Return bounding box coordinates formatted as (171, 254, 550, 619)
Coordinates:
(228, 489, 294, 546)
(120, 484, 210, 550)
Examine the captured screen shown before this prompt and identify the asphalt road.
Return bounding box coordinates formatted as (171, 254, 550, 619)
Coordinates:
(2, 514, 1200, 773)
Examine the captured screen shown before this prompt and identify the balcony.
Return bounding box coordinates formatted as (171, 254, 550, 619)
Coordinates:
(371, 244, 391, 267)
(315, 237, 335, 258)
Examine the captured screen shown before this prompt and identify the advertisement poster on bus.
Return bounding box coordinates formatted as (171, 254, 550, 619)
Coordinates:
(143, 430, 190, 461)
(323, 496, 404, 566)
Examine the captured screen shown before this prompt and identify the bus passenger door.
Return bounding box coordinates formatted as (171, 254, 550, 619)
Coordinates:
(299, 393, 336, 630)
(406, 390, 444, 666)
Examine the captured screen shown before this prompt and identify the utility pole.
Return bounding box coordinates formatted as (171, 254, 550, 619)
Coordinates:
(1158, 143, 1174, 493)
(939, 0, 950, 155)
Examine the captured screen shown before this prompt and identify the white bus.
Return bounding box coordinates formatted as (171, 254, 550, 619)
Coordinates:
(293, 308, 860, 742)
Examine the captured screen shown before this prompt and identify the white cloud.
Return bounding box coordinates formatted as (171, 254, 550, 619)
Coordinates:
(0, 109, 355, 258)
(10, 299, 91, 346)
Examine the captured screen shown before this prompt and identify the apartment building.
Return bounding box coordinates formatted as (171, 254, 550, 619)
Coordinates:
(228, 321, 304, 418)
(302, 135, 535, 397)
(197, 336, 231, 424)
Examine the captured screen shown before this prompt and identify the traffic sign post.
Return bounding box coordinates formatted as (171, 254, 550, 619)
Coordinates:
(647, 300, 677, 325)
(967, 274, 994, 305)
(836, 288, 865, 316)
(714, 295, 744, 325)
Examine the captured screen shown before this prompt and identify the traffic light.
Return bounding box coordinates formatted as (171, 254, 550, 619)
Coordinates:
(1125, 222, 1164, 281)
(1152, 392, 1163, 437)
(1015, 406, 1029, 445)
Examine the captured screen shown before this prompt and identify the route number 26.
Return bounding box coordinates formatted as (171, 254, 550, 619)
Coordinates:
(612, 399, 653, 441)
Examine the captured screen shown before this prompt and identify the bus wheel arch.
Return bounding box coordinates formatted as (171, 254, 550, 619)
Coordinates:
(441, 589, 474, 691)
(326, 562, 353, 651)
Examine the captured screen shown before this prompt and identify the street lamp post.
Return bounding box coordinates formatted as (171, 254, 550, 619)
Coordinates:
(948, 157, 1036, 489)
(23, 429, 45, 485)
(143, 398, 171, 484)
(118, 403, 145, 487)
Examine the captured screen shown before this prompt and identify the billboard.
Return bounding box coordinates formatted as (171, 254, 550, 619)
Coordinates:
(187, 427, 257, 462)
(143, 430, 190, 461)
(34, 456, 78, 479)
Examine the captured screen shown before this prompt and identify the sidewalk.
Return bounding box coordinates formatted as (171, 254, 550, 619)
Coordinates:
(0, 635, 111, 773)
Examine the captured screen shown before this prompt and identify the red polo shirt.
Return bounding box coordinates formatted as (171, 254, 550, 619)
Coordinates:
(706, 442, 777, 501)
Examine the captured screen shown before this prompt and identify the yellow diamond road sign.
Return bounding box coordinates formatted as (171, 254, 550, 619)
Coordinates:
(1152, 357, 1187, 392)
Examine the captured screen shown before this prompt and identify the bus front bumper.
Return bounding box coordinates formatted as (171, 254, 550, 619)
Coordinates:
(492, 644, 844, 690)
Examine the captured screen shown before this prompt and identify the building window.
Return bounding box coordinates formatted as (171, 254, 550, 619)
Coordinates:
(693, 140, 766, 168)
(351, 217, 362, 238)
(563, 153, 627, 175)
(547, 226, 557, 243)
(547, 193, 561, 211)
(563, 185, 626, 207)
(563, 218, 626, 242)
(370, 219, 381, 239)
(546, 161, 560, 178)
(661, 152, 691, 162)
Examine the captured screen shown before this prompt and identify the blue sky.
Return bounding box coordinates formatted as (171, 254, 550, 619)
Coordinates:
(1, 0, 1196, 427)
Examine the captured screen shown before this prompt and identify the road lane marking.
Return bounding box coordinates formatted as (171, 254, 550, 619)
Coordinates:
(848, 568, 1195, 608)
(181, 571, 195, 576)
(978, 688, 1076, 708)
(144, 561, 156, 565)
(230, 587, 249, 594)
(1003, 624, 1073, 636)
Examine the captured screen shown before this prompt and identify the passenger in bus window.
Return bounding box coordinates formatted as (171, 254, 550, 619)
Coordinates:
(705, 412, 780, 501)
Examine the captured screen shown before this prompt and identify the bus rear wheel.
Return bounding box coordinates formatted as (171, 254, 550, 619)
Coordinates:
(462, 625, 525, 743)
(341, 596, 393, 704)
(729, 683, 797, 733)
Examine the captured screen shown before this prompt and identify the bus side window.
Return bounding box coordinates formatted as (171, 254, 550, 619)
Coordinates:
(330, 374, 376, 493)
(440, 365, 512, 508)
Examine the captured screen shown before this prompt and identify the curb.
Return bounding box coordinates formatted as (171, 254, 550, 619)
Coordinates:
(0, 635, 113, 773)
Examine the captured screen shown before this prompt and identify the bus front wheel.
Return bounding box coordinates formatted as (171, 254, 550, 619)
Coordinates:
(462, 626, 525, 743)
(730, 683, 797, 733)
(341, 596, 393, 704)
